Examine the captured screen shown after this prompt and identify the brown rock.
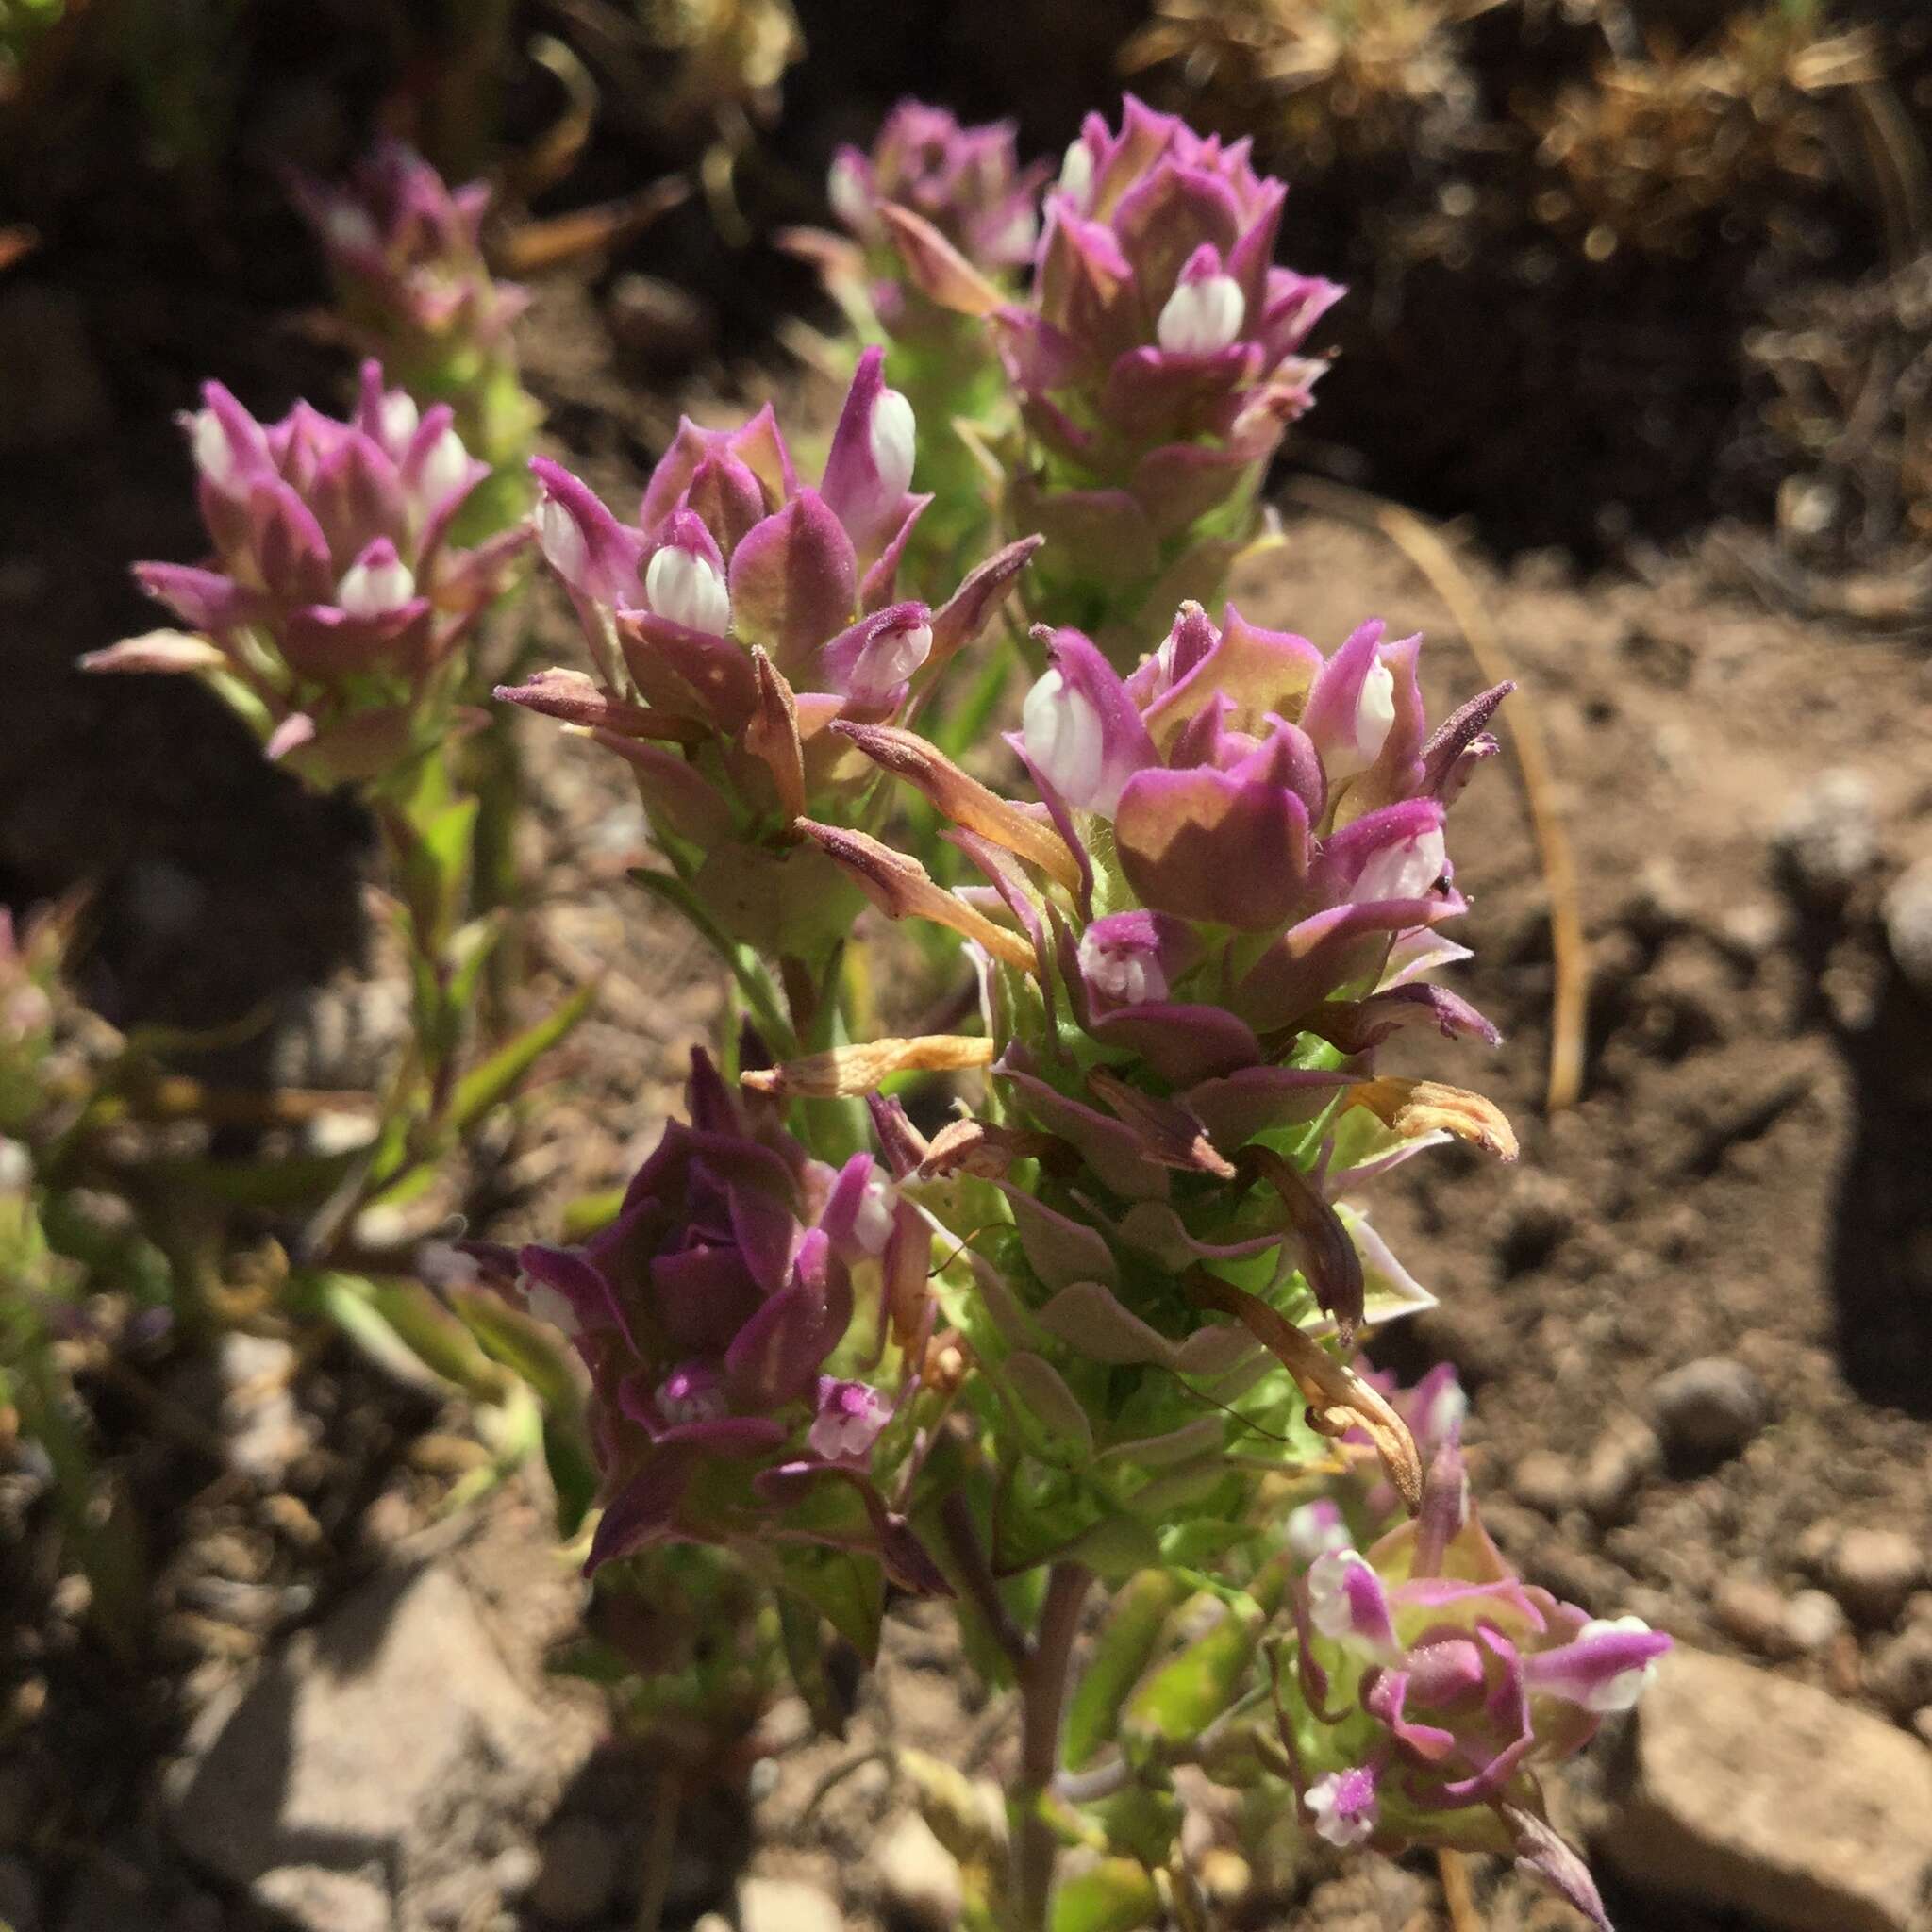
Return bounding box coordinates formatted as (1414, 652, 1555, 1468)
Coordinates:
(166, 1557, 598, 1931)
(1650, 1357, 1768, 1466)
(1710, 1575, 1791, 1657)
(876, 1812, 963, 1931)
(1510, 1450, 1577, 1517)
(1781, 1588, 1846, 1656)
(1867, 1624, 1932, 1724)
(740, 1877, 843, 1932)
(1600, 1646, 1932, 1932)
(1580, 1417, 1661, 1526)
(1826, 1528, 1925, 1629)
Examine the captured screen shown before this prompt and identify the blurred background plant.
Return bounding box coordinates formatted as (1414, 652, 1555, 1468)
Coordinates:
(1529, 0, 1884, 261)
(1124, 0, 1506, 170)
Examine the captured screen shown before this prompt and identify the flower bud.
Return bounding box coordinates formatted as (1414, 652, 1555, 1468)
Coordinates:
(828, 149, 874, 234)
(1157, 266, 1247, 357)
(644, 527, 731, 636)
(1058, 136, 1095, 208)
(412, 422, 473, 513)
(334, 539, 416, 616)
(1327, 658, 1397, 783)
(1077, 911, 1171, 1008)
(1350, 824, 1447, 906)
(1020, 629, 1155, 818)
(1307, 1549, 1401, 1662)
(532, 458, 646, 608)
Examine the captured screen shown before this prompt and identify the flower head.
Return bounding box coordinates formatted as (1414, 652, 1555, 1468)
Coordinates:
(468, 1050, 943, 1593)
(889, 96, 1343, 648)
(85, 362, 528, 789)
(291, 140, 537, 467)
(1279, 1370, 1670, 1922)
(825, 102, 1048, 342)
(499, 350, 1037, 962)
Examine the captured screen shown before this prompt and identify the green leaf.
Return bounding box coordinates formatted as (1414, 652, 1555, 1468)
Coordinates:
(560, 1187, 624, 1241)
(1088, 1784, 1182, 1869)
(768, 1543, 886, 1662)
(541, 1414, 599, 1537)
(446, 1286, 580, 1411)
(1124, 1592, 1263, 1753)
(358, 1276, 511, 1398)
(16, 1343, 146, 1661)
(776, 1591, 846, 1740)
(448, 979, 596, 1131)
(628, 868, 794, 1051)
(149, 1149, 365, 1209)
(1066, 1571, 1186, 1769)
(1049, 1858, 1161, 1932)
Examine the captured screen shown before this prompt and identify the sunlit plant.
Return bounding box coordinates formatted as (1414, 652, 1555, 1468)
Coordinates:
(46, 94, 1667, 1932)
(480, 96, 1664, 1929)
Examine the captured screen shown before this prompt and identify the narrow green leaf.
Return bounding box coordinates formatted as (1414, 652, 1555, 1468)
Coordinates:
(560, 1187, 624, 1241)
(1124, 1593, 1263, 1752)
(446, 1285, 581, 1412)
(1066, 1571, 1186, 1769)
(448, 979, 596, 1131)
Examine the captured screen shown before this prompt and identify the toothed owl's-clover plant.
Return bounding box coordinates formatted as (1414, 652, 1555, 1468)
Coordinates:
(81, 102, 1658, 1932)
(803, 96, 1343, 655)
(292, 137, 541, 478)
(488, 208, 1657, 1912)
(86, 362, 528, 790)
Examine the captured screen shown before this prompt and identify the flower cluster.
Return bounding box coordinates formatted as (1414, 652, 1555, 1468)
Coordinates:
(887, 97, 1342, 648)
(292, 139, 539, 469)
(501, 348, 1037, 974)
(808, 600, 1512, 1346)
(1279, 1367, 1670, 1927)
(85, 364, 527, 789)
(824, 102, 1047, 346)
(465, 1048, 944, 1593)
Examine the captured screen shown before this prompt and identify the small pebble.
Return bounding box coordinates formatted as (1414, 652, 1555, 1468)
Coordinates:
(740, 1877, 844, 1932)
(1774, 769, 1876, 905)
(1913, 1707, 1932, 1751)
(1882, 856, 1932, 997)
(1580, 1418, 1661, 1525)
(1711, 1576, 1790, 1657)
(1510, 1449, 1576, 1517)
(1782, 1588, 1847, 1655)
(531, 1816, 621, 1925)
(1826, 1528, 1924, 1629)
(491, 1844, 541, 1898)
(1865, 1624, 1932, 1721)
(1650, 1357, 1768, 1466)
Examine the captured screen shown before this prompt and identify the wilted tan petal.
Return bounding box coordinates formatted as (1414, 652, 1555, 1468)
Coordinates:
(1348, 1077, 1518, 1162)
(918, 1116, 1059, 1180)
(1245, 1144, 1364, 1341)
(1185, 1269, 1422, 1511)
(794, 819, 1040, 972)
(741, 1034, 994, 1098)
(834, 722, 1082, 891)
